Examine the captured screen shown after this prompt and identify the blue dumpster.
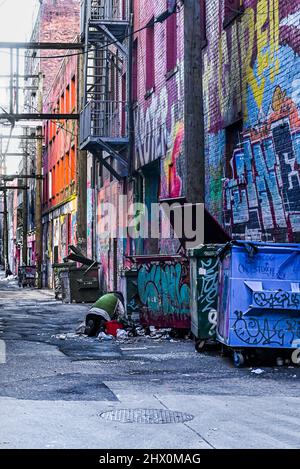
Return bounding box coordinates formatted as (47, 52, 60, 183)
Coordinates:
(217, 241, 300, 366)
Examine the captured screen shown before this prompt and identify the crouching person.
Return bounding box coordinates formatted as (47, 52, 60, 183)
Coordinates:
(85, 291, 127, 337)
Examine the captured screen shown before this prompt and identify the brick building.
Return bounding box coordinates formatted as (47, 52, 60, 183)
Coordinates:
(80, 0, 210, 323)
(203, 0, 300, 242)
(42, 52, 80, 288)
(23, 0, 81, 274)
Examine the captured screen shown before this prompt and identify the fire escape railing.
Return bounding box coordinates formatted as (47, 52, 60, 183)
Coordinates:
(80, 0, 130, 147)
(80, 99, 128, 144)
(89, 0, 129, 22)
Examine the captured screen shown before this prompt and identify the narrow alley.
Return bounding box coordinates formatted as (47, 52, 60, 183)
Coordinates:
(0, 270, 299, 449)
(0, 0, 300, 454)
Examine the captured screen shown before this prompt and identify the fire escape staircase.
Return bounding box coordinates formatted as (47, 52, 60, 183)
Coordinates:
(80, 0, 129, 179)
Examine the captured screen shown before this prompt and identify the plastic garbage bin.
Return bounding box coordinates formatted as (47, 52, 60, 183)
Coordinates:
(188, 245, 223, 352)
(217, 241, 300, 367)
(60, 265, 101, 303)
(56, 245, 102, 303)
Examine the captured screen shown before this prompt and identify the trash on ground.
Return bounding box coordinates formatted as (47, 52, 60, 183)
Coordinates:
(75, 322, 86, 335)
(116, 329, 129, 340)
(251, 368, 265, 375)
(105, 320, 123, 337)
(98, 331, 113, 341)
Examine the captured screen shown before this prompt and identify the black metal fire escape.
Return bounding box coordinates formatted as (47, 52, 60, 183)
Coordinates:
(80, 0, 129, 179)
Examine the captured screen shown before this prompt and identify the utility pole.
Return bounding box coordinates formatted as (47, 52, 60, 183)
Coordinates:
(76, 49, 87, 256)
(184, 0, 204, 204)
(2, 183, 11, 276)
(22, 130, 28, 266)
(35, 72, 43, 288)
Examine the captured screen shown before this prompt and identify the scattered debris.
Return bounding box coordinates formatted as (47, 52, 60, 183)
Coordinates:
(251, 368, 265, 375)
(53, 334, 67, 340)
(116, 329, 129, 340)
(75, 322, 86, 335)
(98, 331, 113, 341)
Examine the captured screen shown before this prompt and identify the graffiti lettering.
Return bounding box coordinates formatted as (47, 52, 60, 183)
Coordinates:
(233, 311, 300, 347)
(253, 291, 300, 309)
(224, 85, 300, 241)
(238, 262, 276, 278)
(208, 309, 218, 337)
(138, 262, 190, 317)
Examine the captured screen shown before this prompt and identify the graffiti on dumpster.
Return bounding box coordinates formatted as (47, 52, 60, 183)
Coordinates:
(238, 262, 278, 278)
(253, 291, 300, 310)
(198, 258, 219, 336)
(208, 309, 218, 337)
(233, 311, 300, 347)
(138, 262, 190, 316)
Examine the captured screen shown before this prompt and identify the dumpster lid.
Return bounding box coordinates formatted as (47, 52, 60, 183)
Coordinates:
(219, 240, 300, 259)
(65, 245, 99, 267)
(187, 244, 224, 257)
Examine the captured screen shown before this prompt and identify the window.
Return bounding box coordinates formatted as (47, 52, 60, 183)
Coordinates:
(225, 120, 243, 178)
(61, 156, 65, 188)
(65, 85, 70, 114)
(60, 93, 65, 114)
(65, 152, 70, 186)
(52, 166, 55, 198)
(145, 19, 155, 93)
(70, 146, 76, 182)
(200, 0, 207, 46)
(166, 5, 177, 73)
(71, 75, 76, 111)
(56, 161, 60, 194)
(49, 171, 52, 200)
(132, 39, 138, 102)
(224, 0, 244, 28)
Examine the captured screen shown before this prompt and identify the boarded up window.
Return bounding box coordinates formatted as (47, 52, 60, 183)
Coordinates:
(166, 7, 177, 72)
(146, 19, 155, 91)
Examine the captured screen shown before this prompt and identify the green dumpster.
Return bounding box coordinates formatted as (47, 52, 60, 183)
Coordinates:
(188, 245, 223, 352)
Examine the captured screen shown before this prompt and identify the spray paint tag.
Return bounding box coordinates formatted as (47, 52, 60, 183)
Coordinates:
(199, 268, 206, 276)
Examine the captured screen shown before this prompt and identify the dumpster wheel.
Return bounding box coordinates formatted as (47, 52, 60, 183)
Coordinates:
(233, 351, 245, 368)
(195, 339, 206, 353)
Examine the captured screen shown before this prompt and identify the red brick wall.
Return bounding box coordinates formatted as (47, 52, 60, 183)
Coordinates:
(43, 53, 78, 212)
(38, 0, 80, 96)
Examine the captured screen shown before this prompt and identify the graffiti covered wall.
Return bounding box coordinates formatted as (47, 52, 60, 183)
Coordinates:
(138, 259, 191, 328)
(204, 0, 300, 242)
(133, 0, 185, 199)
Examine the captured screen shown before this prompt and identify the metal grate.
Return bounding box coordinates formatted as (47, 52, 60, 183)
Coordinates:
(100, 408, 194, 424)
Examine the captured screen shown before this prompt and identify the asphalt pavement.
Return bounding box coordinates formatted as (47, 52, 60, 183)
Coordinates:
(0, 270, 299, 449)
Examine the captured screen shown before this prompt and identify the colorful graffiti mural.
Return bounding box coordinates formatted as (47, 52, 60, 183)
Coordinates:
(224, 74, 300, 242)
(204, 0, 300, 242)
(138, 260, 191, 328)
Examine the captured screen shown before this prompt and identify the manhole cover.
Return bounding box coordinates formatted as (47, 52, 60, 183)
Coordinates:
(100, 408, 194, 424)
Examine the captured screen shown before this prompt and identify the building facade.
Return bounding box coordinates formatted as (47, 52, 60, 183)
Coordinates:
(81, 0, 205, 302)
(23, 0, 81, 274)
(42, 53, 80, 287)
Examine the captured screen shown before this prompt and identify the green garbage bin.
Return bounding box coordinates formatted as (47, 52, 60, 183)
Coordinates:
(188, 245, 223, 352)
(60, 265, 102, 304)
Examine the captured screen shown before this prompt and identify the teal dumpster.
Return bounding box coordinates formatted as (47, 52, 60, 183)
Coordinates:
(188, 245, 223, 352)
(217, 241, 300, 366)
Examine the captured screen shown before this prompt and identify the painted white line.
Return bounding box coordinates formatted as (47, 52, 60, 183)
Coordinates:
(0, 340, 6, 364)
